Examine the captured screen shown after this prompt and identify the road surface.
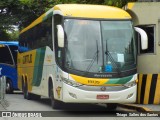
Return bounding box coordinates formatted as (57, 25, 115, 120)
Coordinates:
(0, 91, 159, 120)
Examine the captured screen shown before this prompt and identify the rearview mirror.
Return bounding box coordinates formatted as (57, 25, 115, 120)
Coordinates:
(57, 25, 64, 48)
(134, 27, 148, 50)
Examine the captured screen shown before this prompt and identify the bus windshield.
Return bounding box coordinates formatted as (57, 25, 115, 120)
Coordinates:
(64, 19, 136, 73)
(0, 45, 13, 65)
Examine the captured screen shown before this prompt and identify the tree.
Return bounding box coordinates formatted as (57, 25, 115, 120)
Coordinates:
(0, 0, 55, 31)
(104, 0, 137, 7)
(0, 30, 10, 41)
(0, 0, 137, 40)
(0, 0, 55, 40)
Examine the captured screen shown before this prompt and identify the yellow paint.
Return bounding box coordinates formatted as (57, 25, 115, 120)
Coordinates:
(138, 74, 143, 103)
(20, 4, 131, 35)
(56, 86, 62, 99)
(46, 55, 52, 63)
(0, 45, 5, 47)
(118, 104, 151, 112)
(154, 74, 160, 104)
(143, 74, 152, 104)
(20, 7, 54, 34)
(127, 3, 135, 10)
(18, 50, 37, 91)
(137, 74, 160, 104)
(70, 74, 109, 86)
(20, 14, 45, 34)
(54, 4, 131, 19)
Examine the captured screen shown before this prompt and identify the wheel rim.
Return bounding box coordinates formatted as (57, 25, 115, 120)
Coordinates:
(6, 82, 10, 92)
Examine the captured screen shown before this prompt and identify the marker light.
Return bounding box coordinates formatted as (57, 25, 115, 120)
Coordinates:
(61, 76, 83, 87)
(124, 80, 137, 88)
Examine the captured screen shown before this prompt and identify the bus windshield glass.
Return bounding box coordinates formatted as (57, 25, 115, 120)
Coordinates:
(64, 19, 136, 73)
(0, 45, 13, 65)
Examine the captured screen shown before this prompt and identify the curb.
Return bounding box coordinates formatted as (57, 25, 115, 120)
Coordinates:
(117, 104, 152, 112)
(117, 104, 160, 117)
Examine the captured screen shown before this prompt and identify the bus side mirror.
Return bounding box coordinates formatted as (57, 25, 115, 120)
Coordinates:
(57, 25, 64, 48)
(134, 27, 148, 50)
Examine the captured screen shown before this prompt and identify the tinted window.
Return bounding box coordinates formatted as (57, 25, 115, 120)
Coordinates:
(0, 46, 13, 65)
(9, 45, 18, 64)
(19, 17, 53, 51)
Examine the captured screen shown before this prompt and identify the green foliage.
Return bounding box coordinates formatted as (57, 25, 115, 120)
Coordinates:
(0, 29, 19, 41)
(104, 0, 137, 7)
(0, 0, 138, 40)
(8, 30, 19, 41)
(0, 30, 10, 41)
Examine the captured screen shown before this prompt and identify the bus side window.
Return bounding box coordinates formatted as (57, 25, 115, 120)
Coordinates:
(0, 46, 13, 65)
(9, 46, 18, 65)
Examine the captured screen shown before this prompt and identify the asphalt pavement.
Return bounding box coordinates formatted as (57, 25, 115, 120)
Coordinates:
(1, 98, 160, 112)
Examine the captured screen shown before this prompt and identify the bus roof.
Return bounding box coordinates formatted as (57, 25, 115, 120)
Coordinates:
(20, 4, 131, 34)
(54, 4, 131, 19)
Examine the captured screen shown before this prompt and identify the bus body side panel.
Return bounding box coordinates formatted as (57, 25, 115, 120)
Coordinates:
(18, 46, 61, 98)
(18, 47, 46, 95)
(126, 2, 160, 104)
(0, 43, 18, 91)
(0, 64, 18, 89)
(40, 46, 56, 97)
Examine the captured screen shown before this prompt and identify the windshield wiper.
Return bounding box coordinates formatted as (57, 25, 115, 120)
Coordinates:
(105, 40, 121, 75)
(105, 51, 121, 75)
(86, 40, 99, 72)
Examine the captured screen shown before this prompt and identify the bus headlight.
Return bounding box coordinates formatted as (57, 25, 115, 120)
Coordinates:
(61, 77, 83, 87)
(124, 80, 137, 88)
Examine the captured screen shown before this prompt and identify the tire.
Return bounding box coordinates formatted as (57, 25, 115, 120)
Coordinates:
(106, 103, 117, 110)
(23, 80, 27, 99)
(6, 79, 13, 94)
(23, 81, 32, 100)
(22, 79, 25, 93)
(49, 84, 62, 109)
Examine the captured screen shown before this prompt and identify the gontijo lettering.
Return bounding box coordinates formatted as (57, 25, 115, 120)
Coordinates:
(23, 54, 32, 64)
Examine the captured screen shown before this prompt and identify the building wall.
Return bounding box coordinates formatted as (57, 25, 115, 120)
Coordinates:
(127, 2, 160, 74)
(126, 2, 160, 104)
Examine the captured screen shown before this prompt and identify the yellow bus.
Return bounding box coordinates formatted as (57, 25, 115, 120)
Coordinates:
(18, 4, 147, 109)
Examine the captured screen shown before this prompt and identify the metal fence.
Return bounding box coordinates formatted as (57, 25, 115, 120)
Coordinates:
(0, 76, 6, 102)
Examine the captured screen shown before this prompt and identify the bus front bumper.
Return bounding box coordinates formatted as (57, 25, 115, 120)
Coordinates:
(62, 82, 137, 103)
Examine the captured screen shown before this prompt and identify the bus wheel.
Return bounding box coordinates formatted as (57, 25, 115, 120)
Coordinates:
(22, 79, 25, 93)
(6, 79, 13, 94)
(106, 103, 117, 110)
(49, 85, 62, 109)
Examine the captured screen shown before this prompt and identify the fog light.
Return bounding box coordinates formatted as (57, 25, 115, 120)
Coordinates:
(127, 93, 133, 99)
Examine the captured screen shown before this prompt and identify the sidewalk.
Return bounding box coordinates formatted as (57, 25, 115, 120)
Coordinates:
(118, 103, 160, 114)
(1, 99, 159, 112)
(0, 100, 9, 111)
(0, 104, 5, 111)
(136, 104, 160, 111)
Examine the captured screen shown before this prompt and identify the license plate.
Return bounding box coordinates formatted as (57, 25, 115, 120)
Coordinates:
(97, 95, 109, 99)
